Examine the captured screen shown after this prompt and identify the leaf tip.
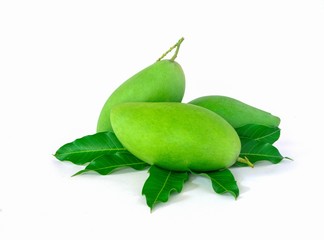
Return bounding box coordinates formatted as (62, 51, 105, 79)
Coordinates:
(143, 196, 155, 212)
(234, 192, 239, 200)
(53, 152, 63, 160)
(71, 170, 85, 177)
(285, 156, 294, 161)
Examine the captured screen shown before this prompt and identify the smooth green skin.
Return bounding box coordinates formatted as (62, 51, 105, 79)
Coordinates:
(189, 96, 280, 128)
(110, 102, 241, 172)
(97, 60, 185, 132)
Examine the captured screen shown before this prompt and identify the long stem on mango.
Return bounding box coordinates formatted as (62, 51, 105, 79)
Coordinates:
(157, 37, 184, 62)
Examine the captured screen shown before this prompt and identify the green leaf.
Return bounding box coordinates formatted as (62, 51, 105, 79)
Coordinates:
(54, 131, 127, 165)
(235, 124, 280, 144)
(201, 169, 239, 199)
(237, 138, 285, 166)
(73, 152, 149, 176)
(142, 166, 189, 211)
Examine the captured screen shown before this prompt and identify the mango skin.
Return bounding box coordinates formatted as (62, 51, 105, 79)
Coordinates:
(97, 60, 185, 132)
(110, 102, 241, 172)
(189, 96, 280, 128)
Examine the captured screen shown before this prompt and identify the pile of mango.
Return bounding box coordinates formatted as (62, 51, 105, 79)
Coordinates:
(96, 38, 280, 172)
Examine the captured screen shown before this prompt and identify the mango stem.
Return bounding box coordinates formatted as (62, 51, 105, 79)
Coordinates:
(237, 157, 254, 168)
(157, 37, 184, 62)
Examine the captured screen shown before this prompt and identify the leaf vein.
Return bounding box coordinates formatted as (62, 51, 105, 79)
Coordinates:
(209, 176, 231, 193)
(254, 129, 280, 141)
(56, 148, 127, 156)
(240, 153, 282, 159)
(87, 162, 146, 171)
(152, 171, 172, 208)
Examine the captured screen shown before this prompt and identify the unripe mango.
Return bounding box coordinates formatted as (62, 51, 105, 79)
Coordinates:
(189, 96, 280, 128)
(97, 60, 185, 132)
(110, 102, 241, 172)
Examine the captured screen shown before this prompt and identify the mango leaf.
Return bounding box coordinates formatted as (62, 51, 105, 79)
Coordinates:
(236, 138, 286, 167)
(54, 131, 127, 165)
(73, 152, 149, 176)
(201, 169, 239, 199)
(235, 124, 280, 144)
(142, 166, 189, 211)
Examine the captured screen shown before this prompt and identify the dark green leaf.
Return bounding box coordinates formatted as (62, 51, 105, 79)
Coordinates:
(236, 138, 285, 166)
(54, 131, 127, 165)
(142, 166, 189, 211)
(235, 124, 280, 144)
(73, 152, 149, 176)
(201, 169, 239, 199)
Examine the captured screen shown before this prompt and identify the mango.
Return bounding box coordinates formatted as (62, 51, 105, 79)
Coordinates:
(110, 102, 241, 172)
(97, 60, 185, 132)
(189, 96, 280, 128)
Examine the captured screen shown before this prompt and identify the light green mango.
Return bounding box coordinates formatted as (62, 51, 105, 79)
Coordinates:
(97, 60, 185, 132)
(189, 96, 280, 128)
(110, 102, 241, 172)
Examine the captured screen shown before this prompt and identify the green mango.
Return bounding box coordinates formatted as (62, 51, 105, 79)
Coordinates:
(189, 96, 280, 128)
(97, 60, 185, 132)
(110, 102, 241, 172)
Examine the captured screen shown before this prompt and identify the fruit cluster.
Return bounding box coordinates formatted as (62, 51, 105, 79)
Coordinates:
(97, 38, 280, 171)
(55, 38, 288, 210)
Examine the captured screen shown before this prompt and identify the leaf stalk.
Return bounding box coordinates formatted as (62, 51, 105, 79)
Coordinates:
(237, 157, 254, 168)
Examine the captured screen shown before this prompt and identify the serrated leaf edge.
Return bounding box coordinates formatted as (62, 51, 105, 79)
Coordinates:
(150, 171, 172, 209)
(201, 172, 239, 199)
(142, 167, 189, 211)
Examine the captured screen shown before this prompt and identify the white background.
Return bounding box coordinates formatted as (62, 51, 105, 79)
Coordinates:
(1, 0, 324, 239)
